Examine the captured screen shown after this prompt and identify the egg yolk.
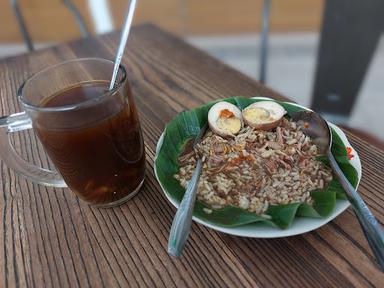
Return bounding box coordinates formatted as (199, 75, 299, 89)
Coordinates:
(243, 107, 270, 123)
(219, 109, 235, 118)
(216, 110, 241, 134)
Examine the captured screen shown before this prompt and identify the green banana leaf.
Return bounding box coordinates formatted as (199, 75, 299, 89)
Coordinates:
(155, 97, 358, 229)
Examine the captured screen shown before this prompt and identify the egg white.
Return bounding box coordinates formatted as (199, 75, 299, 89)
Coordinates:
(208, 102, 243, 137)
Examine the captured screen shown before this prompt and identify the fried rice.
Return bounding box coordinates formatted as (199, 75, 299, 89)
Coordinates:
(174, 117, 333, 215)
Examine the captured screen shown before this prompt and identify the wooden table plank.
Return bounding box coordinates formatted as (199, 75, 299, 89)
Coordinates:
(0, 23, 383, 287)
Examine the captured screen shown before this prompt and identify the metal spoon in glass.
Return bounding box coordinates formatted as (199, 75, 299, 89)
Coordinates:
(109, 0, 137, 91)
(292, 111, 384, 271)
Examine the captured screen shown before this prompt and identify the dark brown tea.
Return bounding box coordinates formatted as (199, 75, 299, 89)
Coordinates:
(34, 81, 145, 205)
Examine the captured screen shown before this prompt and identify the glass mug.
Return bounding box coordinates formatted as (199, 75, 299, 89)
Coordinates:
(0, 58, 146, 207)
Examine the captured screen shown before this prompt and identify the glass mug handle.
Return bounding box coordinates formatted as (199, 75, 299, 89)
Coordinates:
(0, 111, 66, 187)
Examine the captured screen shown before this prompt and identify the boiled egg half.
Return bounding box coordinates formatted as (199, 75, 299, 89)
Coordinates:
(208, 102, 243, 137)
(242, 101, 286, 130)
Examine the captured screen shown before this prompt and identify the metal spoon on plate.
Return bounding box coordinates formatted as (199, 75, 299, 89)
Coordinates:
(168, 124, 208, 257)
(292, 111, 384, 271)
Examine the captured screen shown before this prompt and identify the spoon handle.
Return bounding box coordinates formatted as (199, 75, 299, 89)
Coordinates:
(327, 151, 384, 271)
(109, 0, 137, 91)
(168, 158, 202, 257)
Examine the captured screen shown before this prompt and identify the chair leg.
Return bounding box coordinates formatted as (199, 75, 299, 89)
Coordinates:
(311, 0, 384, 118)
(62, 0, 90, 38)
(10, 0, 34, 52)
(259, 0, 271, 84)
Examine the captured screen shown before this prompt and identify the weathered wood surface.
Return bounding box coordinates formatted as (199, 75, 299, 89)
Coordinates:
(0, 24, 383, 287)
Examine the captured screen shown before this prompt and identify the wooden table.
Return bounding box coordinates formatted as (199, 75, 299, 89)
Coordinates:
(0, 24, 383, 287)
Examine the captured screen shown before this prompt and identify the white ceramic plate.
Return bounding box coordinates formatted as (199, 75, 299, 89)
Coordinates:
(154, 97, 362, 238)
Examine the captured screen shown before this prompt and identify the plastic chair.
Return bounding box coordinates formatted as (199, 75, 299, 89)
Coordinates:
(260, 0, 271, 84)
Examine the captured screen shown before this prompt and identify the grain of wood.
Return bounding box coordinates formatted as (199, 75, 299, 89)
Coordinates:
(0, 23, 383, 288)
